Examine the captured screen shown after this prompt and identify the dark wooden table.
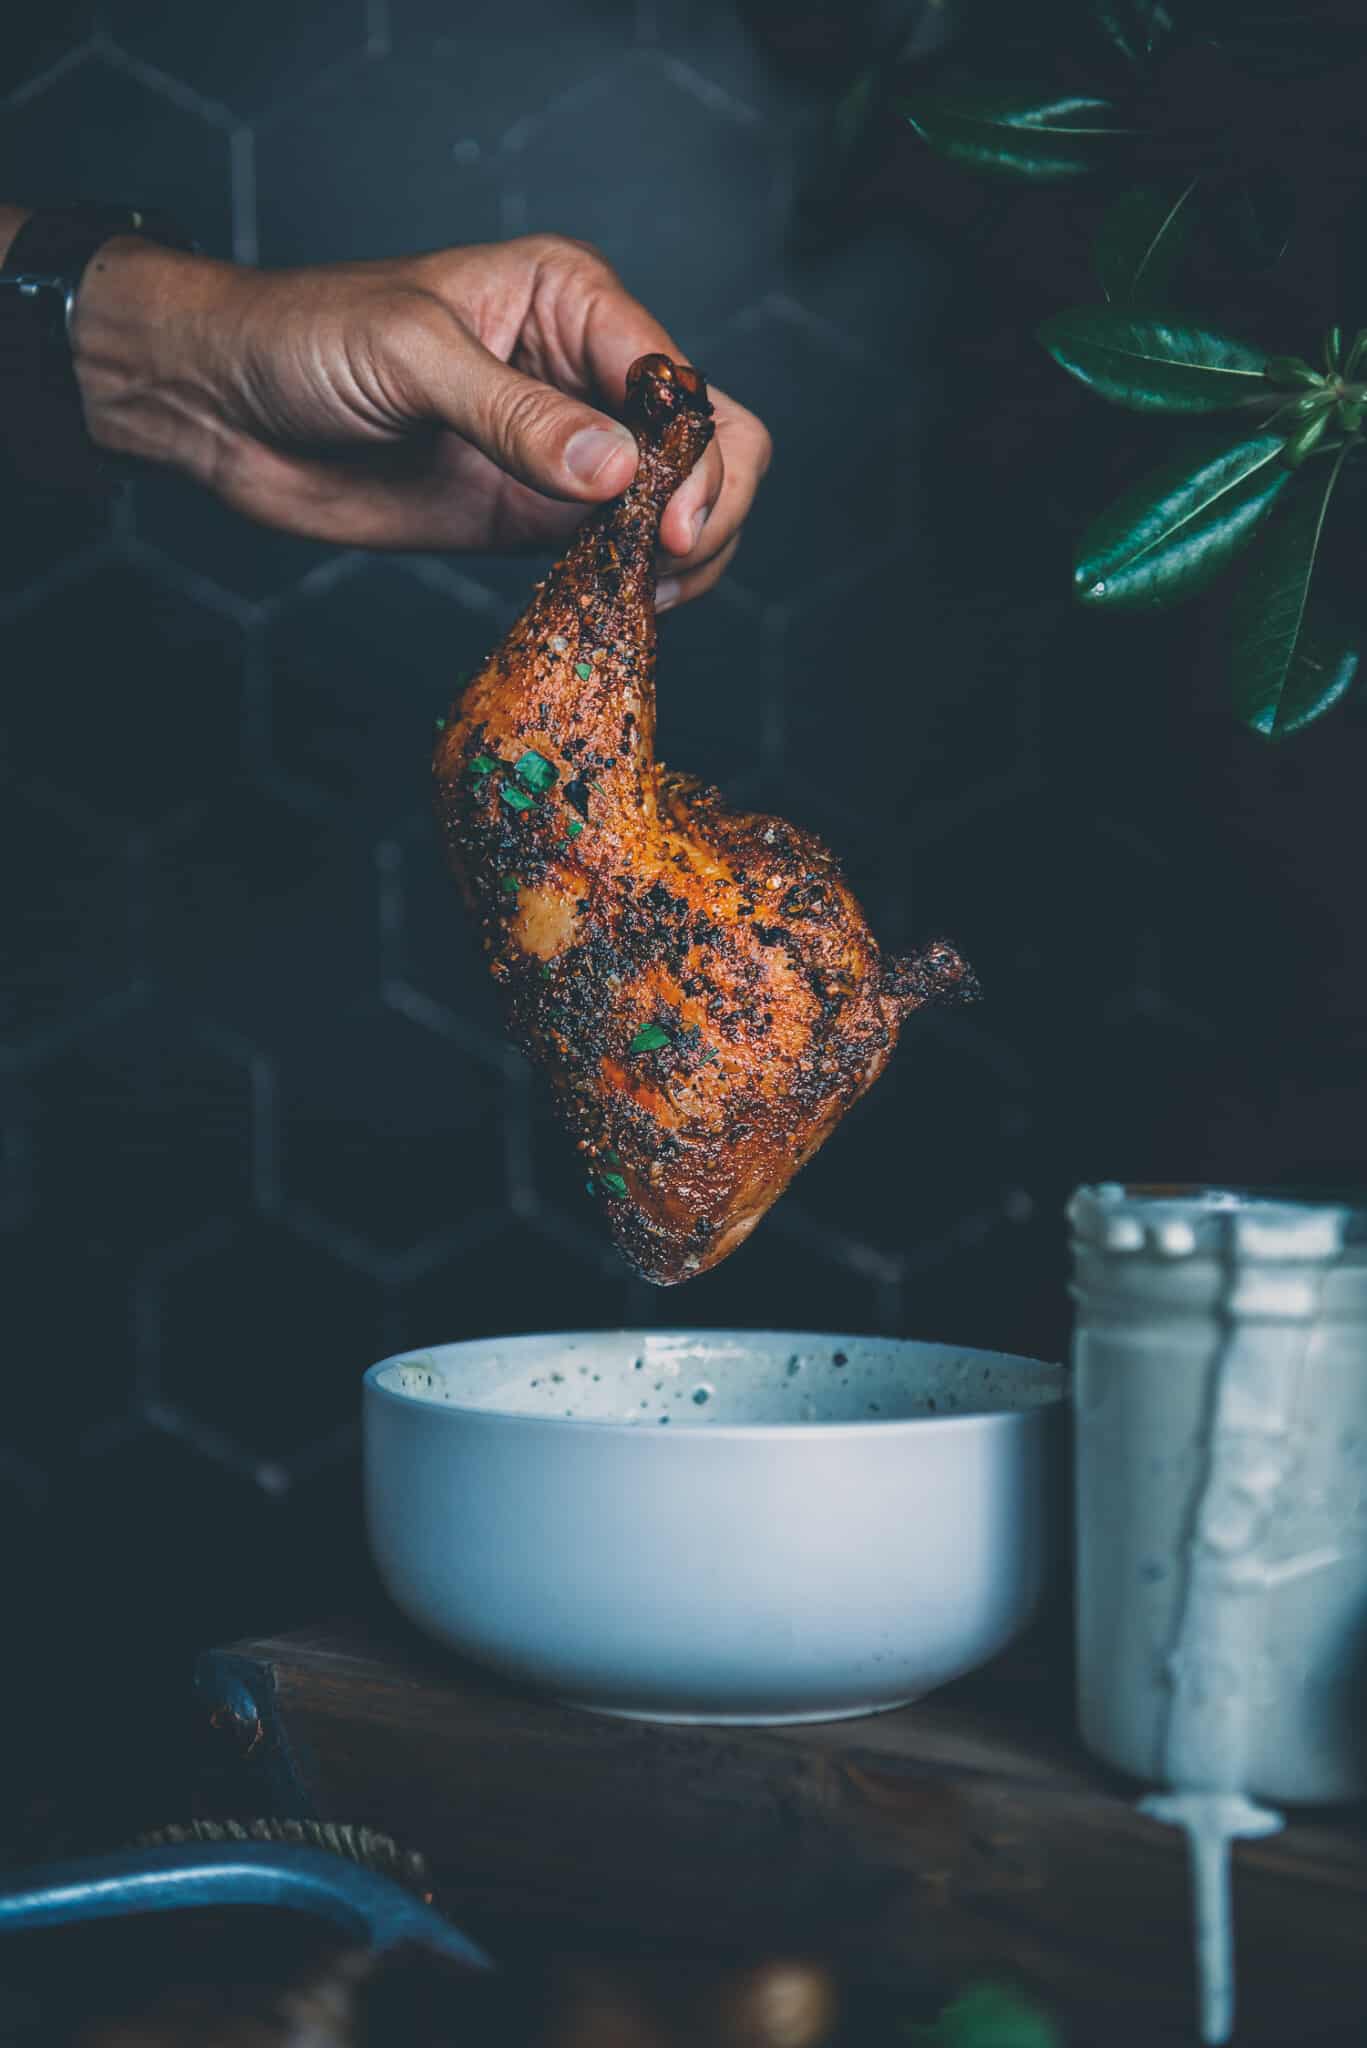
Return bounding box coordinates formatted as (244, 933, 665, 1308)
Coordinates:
(191, 1612, 1367, 2047)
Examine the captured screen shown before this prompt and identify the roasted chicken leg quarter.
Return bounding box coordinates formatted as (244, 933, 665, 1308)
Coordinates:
(434, 354, 975, 1284)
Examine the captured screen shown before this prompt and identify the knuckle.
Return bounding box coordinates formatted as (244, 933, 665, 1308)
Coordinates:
(490, 376, 560, 463)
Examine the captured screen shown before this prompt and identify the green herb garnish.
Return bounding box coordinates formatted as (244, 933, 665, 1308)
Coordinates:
(434, 716, 446, 732)
(501, 786, 536, 813)
(628, 1023, 671, 1053)
(514, 749, 558, 795)
(469, 753, 498, 775)
(574, 661, 592, 681)
(599, 1171, 628, 1198)
(565, 817, 584, 838)
(500, 874, 521, 895)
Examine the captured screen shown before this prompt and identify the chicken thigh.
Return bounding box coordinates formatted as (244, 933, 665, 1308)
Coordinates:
(433, 354, 975, 1284)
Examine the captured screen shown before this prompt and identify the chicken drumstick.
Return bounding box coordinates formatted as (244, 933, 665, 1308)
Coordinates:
(433, 355, 975, 1285)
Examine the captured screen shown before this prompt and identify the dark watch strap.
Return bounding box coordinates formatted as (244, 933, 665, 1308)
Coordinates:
(0, 204, 197, 490)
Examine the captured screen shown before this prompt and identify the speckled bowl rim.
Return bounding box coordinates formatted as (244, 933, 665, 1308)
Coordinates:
(363, 1328, 1067, 1441)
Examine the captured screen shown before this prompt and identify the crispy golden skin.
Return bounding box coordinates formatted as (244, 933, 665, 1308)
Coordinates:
(434, 354, 975, 1284)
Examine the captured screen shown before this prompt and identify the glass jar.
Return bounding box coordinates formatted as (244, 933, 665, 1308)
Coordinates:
(1069, 1183, 1367, 1807)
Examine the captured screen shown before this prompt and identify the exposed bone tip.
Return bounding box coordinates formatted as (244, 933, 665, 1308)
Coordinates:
(886, 939, 980, 1016)
(626, 352, 712, 425)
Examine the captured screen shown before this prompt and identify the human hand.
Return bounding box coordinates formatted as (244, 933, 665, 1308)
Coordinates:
(72, 232, 771, 610)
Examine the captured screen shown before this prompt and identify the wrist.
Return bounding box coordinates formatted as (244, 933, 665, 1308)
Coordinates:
(70, 237, 248, 479)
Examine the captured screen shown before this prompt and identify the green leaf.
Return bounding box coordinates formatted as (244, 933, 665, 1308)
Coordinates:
(1088, 0, 1174, 69)
(501, 786, 536, 814)
(514, 748, 559, 795)
(1038, 309, 1267, 412)
(575, 661, 593, 681)
(469, 753, 498, 776)
(1232, 447, 1359, 739)
(1280, 412, 1330, 468)
(1095, 179, 1199, 304)
(901, 1982, 1061, 2047)
(1075, 432, 1289, 609)
(1205, 166, 1295, 276)
(628, 1022, 672, 1053)
(899, 87, 1132, 181)
(1264, 356, 1323, 390)
(598, 1171, 629, 1198)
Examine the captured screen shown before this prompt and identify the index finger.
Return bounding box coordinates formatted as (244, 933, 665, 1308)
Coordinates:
(571, 263, 727, 553)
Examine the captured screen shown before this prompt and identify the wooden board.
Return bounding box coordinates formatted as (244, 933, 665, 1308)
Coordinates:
(194, 1611, 1367, 2046)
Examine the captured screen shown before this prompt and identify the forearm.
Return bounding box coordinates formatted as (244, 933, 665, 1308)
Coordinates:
(0, 205, 30, 265)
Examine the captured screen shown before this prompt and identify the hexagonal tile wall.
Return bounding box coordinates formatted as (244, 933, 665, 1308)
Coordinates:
(5, 0, 1365, 1706)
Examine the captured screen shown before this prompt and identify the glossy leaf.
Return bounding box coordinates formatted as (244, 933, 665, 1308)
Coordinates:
(1075, 433, 1289, 608)
(1088, 0, 1175, 68)
(1231, 449, 1359, 738)
(1038, 309, 1267, 411)
(1205, 167, 1295, 275)
(1280, 412, 1331, 468)
(1095, 180, 1199, 304)
(899, 87, 1132, 180)
(1264, 355, 1323, 390)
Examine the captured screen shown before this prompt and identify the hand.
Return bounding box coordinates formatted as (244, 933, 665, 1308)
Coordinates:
(71, 232, 771, 610)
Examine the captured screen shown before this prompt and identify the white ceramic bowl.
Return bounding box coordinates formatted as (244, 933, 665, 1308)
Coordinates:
(363, 1329, 1065, 1725)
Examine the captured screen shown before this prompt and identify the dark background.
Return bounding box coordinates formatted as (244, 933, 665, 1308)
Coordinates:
(3, 0, 1366, 1827)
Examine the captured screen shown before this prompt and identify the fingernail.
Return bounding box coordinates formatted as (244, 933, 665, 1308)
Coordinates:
(655, 577, 682, 612)
(565, 424, 634, 485)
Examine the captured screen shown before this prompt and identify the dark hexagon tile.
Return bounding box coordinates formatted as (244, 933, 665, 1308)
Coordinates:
(652, 582, 766, 792)
(777, 568, 1046, 881)
(789, 1009, 1031, 1279)
(42, 1431, 287, 1668)
(5, 1225, 136, 1459)
(3, 562, 245, 831)
(0, 789, 132, 1059)
(158, 1213, 383, 1457)
(147, 792, 373, 1046)
(784, 221, 952, 373)
(32, 1019, 253, 1252)
(278, 997, 506, 1257)
(396, 1217, 637, 1354)
(664, 1209, 884, 1337)
(650, 0, 816, 126)
(0, 53, 232, 257)
(109, 0, 366, 116)
(502, 51, 786, 343)
(693, 303, 928, 602)
(255, 53, 500, 267)
(1, 2, 98, 100)
(0, 476, 111, 596)
(384, 811, 506, 1049)
(266, 561, 497, 826)
(390, 0, 633, 148)
(131, 471, 334, 603)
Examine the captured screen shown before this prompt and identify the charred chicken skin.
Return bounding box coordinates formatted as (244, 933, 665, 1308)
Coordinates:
(434, 354, 975, 1284)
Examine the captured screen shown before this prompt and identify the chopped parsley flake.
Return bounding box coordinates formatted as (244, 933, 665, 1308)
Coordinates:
(628, 1022, 671, 1054)
(599, 1171, 628, 1198)
(470, 753, 498, 776)
(500, 874, 521, 895)
(515, 749, 558, 795)
(501, 786, 536, 813)
(566, 817, 584, 838)
(575, 661, 593, 681)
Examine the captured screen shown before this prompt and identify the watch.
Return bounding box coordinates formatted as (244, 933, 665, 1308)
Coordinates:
(0, 203, 197, 489)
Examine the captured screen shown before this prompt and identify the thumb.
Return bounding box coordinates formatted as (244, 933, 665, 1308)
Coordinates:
(397, 311, 638, 502)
